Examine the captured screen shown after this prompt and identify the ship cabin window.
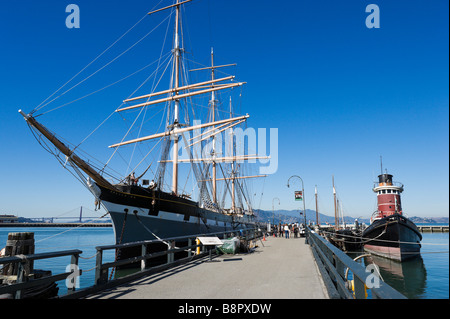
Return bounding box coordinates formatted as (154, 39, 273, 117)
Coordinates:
(392, 190, 397, 194)
(382, 190, 386, 194)
(387, 189, 391, 193)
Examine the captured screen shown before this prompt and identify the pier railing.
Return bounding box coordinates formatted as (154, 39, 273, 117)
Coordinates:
(0, 249, 81, 299)
(306, 227, 406, 299)
(62, 227, 263, 299)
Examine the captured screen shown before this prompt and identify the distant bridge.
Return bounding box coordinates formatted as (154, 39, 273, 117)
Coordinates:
(27, 216, 109, 223)
(26, 206, 110, 224)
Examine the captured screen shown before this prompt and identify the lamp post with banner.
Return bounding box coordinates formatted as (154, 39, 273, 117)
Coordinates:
(287, 175, 307, 229)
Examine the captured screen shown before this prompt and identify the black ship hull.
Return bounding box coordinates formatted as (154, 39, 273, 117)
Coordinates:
(327, 229, 362, 252)
(362, 214, 422, 261)
(88, 182, 258, 270)
(90, 182, 256, 245)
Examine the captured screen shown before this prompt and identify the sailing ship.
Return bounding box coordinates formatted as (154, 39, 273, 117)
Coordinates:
(326, 176, 362, 252)
(363, 172, 422, 261)
(18, 1, 266, 248)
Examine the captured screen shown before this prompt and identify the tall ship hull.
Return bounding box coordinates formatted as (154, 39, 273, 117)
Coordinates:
(89, 182, 256, 244)
(363, 213, 421, 261)
(363, 171, 422, 261)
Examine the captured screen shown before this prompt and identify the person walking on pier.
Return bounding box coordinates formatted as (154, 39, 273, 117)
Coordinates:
(284, 224, 290, 239)
(293, 224, 299, 238)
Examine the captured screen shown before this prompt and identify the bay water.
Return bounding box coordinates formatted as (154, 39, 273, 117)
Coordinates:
(0, 226, 448, 298)
(0, 227, 116, 296)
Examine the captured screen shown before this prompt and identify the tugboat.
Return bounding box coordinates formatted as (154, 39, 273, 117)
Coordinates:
(363, 172, 422, 261)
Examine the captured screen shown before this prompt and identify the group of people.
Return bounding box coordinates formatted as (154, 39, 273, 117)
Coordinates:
(125, 172, 156, 189)
(272, 223, 302, 239)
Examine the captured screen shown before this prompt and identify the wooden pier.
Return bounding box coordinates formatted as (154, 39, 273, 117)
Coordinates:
(417, 225, 449, 232)
(2, 227, 409, 299)
(86, 236, 328, 299)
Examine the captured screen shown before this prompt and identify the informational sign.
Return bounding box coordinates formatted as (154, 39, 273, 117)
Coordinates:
(295, 191, 303, 201)
(197, 237, 223, 246)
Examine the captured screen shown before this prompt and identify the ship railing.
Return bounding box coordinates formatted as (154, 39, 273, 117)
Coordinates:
(306, 226, 406, 299)
(0, 249, 82, 299)
(373, 181, 404, 189)
(370, 211, 383, 223)
(60, 227, 263, 299)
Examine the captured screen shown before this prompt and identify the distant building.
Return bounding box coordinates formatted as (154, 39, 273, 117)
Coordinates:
(0, 215, 18, 223)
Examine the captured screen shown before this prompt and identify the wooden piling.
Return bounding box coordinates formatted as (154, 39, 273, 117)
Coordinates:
(1, 232, 35, 276)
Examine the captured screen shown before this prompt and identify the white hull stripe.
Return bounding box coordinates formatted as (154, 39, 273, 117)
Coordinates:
(102, 201, 230, 227)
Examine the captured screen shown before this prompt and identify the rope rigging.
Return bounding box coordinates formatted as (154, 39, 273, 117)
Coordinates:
(22, 0, 258, 219)
(31, 11, 173, 116)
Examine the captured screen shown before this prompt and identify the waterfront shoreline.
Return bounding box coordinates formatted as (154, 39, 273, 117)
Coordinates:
(0, 223, 112, 228)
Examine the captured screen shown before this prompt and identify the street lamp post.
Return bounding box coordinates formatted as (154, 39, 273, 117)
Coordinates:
(272, 197, 280, 228)
(287, 175, 307, 228)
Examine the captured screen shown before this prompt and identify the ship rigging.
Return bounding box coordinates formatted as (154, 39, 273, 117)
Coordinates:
(19, 0, 268, 245)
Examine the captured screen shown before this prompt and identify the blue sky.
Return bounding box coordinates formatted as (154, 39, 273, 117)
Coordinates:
(0, 0, 448, 219)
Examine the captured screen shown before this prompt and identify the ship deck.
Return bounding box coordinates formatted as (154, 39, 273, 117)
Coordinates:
(86, 236, 328, 299)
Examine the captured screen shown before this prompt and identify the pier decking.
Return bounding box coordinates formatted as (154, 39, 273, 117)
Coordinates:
(87, 236, 328, 299)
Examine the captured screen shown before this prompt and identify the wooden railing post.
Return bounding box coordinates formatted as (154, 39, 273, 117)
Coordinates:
(141, 244, 147, 271)
(67, 252, 81, 293)
(14, 260, 26, 299)
(95, 248, 107, 286)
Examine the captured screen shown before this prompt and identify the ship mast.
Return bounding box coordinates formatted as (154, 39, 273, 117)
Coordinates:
(210, 48, 217, 203)
(110, 1, 252, 203)
(20, 0, 255, 204)
(171, 0, 182, 195)
(230, 97, 236, 213)
(315, 185, 319, 225)
(333, 175, 338, 230)
(189, 49, 237, 205)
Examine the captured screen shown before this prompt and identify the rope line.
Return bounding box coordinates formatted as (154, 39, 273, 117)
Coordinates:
(32, 13, 150, 115)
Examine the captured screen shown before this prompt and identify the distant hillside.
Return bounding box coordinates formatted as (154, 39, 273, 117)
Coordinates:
(254, 209, 448, 225)
(254, 209, 370, 225)
(409, 216, 449, 224)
